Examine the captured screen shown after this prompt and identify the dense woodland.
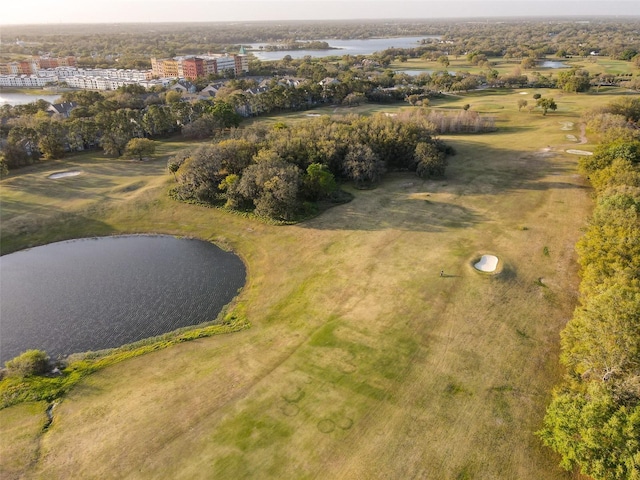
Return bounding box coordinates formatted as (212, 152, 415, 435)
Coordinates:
(169, 112, 451, 220)
(539, 97, 640, 480)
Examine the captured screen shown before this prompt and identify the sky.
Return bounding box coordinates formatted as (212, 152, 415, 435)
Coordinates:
(1, 0, 639, 25)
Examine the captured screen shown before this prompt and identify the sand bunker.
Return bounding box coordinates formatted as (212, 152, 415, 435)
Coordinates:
(566, 149, 593, 156)
(519, 91, 528, 95)
(474, 255, 499, 273)
(566, 134, 578, 142)
(559, 122, 574, 131)
(49, 171, 81, 179)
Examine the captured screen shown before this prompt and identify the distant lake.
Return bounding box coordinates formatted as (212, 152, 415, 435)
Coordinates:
(540, 60, 567, 69)
(0, 235, 246, 363)
(396, 69, 435, 76)
(0, 92, 61, 106)
(249, 36, 439, 61)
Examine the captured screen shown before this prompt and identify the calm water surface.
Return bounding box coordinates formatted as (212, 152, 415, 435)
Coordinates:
(540, 60, 568, 68)
(250, 36, 439, 61)
(0, 92, 61, 106)
(0, 235, 246, 363)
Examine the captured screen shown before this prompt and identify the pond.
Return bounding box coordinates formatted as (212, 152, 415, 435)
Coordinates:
(540, 60, 567, 69)
(0, 92, 61, 106)
(0, 235, 246, 363)
(249, 36, 439, 61)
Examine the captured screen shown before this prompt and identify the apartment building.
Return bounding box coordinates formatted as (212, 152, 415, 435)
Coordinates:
(37, 56, 76, 69)
(151, 53, 248, 80)
(0, 75, 52, 87)
(181, 57, 205, 80)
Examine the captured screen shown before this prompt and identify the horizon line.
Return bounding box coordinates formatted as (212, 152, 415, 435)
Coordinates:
(2, 14, 640, 28)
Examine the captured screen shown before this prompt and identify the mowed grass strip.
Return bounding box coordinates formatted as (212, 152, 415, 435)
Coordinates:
(0, 89, 600, 479)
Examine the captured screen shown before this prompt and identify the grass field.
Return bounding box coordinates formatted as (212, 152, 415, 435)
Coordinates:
(0, 88, 606, 479)
(390, 55, 638, 79)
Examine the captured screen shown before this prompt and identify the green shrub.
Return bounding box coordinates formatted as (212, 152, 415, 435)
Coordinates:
(4, 350, 50, 377)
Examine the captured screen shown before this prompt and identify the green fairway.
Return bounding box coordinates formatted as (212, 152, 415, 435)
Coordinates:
(0, 88, 607, 479)
(391, 55, 637, 81)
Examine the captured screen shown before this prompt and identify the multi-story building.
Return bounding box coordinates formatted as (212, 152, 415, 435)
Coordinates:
(0, 74, 53, 88)
(36, 56, 76, 69)
(151, 53, 248, 80)
(203, 58, 217, 76)
(150, 57, 165, 78)
(162, 59, 180, 78)
(181, 57, 205, 80)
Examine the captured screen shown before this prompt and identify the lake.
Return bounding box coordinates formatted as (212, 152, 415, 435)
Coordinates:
(249, 36, 439, 61)
(0, 92, 61, 106)
(540, 60, 568, 69)
(0, 235, 246, 363)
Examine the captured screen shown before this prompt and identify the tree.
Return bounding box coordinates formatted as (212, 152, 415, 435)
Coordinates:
(211, 102, 242, 130)
(517, 98, 528, 111)
(342, 92, 365, 107)
(174, 146, 225, 202)
(165, 90, 182, 104)
(537, 97, 557, 115)
(0, 155, 9, 178)
(520, 57, 537, 70)
(438, 55, 450, 68)
(181, 116, 217, 139)
(142, 105, 175, 137)
(237, 159, 302, 220)
(38, 134, 66, 160)
(4, 349, 49, 377)
(343, 143, 384, 188)
(97, 110, 140, 156)
(414, 142, 447, 179)
(557, 68, 591, 93)
(124, 138, 156, 161)
(303, 163, 337, 200)
(167, 150, 191, 181)
(561, 282, 640, 382)
(538, 384, 640, 480)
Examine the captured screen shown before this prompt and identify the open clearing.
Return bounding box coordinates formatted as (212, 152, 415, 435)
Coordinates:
(0, 89, 599, 479)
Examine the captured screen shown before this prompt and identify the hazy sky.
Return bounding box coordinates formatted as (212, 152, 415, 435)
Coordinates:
(2, 0, 639, 25)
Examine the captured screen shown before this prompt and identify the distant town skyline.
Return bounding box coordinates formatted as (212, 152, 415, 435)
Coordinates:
(2, 0, 640, 25)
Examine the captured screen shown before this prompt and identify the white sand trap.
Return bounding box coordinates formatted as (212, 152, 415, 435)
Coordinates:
(566, 134, 578, 141)
(306, 113, 321, 117)
(519, 91, 528, 94)
(566, 149, 593, 156)
(48, 171, 81, 179)
(474, 255, 499, 273)
(559, 122, 574, 131)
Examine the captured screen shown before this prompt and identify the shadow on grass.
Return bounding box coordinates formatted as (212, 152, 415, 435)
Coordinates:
(444, 138, 589, 195)
(302, 176, 485, 232)
(301, 137, 587, 231)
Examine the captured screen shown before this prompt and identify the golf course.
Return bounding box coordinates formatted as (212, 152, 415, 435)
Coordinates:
(0, 87, 623, 478)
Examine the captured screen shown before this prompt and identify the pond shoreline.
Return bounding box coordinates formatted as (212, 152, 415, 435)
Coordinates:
(0, 234, 246, 363)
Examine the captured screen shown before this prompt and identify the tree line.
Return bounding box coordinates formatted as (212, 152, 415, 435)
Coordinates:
(0, 87, 242, 171)
(0, 69, 499, 173)
(538, 98, 640, 480)
(169, 112, 453, 221)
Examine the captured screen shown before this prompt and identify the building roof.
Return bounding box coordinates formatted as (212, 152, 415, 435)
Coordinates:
(47, 101, 78, 116)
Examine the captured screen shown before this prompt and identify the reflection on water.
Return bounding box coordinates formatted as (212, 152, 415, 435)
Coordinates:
(0, 235, 246, 362)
